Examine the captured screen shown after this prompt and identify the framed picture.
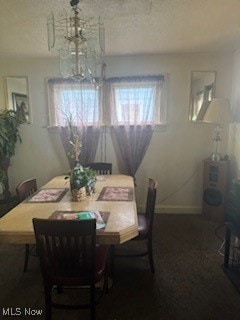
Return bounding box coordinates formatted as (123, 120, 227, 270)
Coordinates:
(12, 92, 30, 124)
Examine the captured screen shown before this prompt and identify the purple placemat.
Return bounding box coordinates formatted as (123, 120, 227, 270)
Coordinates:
(97, 187, 133, 201)
(25, 188, 69, 203)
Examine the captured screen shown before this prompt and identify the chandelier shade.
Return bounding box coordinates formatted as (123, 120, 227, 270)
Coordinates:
(47, 0, 105, 83)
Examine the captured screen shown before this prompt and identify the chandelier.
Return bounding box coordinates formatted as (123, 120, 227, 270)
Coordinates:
(47, 0, 105, 84)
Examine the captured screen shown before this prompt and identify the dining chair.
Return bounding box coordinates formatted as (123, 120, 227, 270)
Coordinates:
(86, 162, 112, 175)
(114, 178, 158, 273)
(16, 178, 37, 272)
(32, 218, 109, 320)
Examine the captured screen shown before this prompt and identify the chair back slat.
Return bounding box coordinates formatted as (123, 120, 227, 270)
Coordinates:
(87, 162, 112, 175)
(33, 219, 96, 283)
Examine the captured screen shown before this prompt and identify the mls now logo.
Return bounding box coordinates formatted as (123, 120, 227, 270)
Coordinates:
(2, 307, 43, 317)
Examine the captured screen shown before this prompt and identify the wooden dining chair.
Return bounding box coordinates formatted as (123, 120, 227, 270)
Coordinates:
(86, 162, 112, 175)
(16, 178, 37, 272)
(32, 218, 109, 320)
(114, 178, 158, 273)
(16, 178, 37, 202)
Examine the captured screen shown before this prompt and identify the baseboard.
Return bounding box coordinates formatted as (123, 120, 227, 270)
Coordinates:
(137, 204, 202, 214)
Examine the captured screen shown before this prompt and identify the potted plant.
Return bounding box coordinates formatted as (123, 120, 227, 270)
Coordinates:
(68, 165, 97, 201)
(0, 109, 26, 199)
(61, 113, 97, 200)
(85, 166, 97, 195)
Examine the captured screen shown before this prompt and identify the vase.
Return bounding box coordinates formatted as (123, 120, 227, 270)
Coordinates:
(71, 187, 86, 201)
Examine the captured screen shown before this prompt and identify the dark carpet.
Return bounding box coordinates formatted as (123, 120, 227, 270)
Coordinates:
(1, 214, 240, 320)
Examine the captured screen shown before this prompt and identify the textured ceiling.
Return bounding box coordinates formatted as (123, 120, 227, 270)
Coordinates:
(0, 0, 240, 58)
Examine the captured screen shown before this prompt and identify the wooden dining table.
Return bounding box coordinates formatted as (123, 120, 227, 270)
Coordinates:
(0, 174, 138, 245)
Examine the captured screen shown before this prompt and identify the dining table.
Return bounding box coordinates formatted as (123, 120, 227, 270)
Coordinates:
(0, 174, 138, 245)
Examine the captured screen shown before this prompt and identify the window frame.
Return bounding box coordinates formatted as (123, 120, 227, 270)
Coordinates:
(106, 75, 166, 126)
(47, 75, 167, 128)
(47, 78, 102, 127)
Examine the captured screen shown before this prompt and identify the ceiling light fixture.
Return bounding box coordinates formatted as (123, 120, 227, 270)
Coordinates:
(47, 0, 105, 84)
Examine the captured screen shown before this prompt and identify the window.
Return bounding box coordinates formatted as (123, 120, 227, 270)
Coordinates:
(48, 78, 100, 126)
(108, 76, 165, 126)
(47, 75, 166, 127)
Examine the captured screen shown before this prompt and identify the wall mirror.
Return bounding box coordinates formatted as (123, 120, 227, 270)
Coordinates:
(189, 71, 216, 122)
(4, 76, 30, 124)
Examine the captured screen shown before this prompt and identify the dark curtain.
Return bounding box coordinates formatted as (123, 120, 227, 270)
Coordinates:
(112, 125, 153, 178)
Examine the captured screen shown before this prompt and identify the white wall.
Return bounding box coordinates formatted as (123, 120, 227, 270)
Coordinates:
(0, 52, 234, 213)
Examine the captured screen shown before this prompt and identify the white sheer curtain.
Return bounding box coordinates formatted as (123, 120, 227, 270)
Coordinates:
(106, 76, 165, 180)
(48, 78, 101, 168)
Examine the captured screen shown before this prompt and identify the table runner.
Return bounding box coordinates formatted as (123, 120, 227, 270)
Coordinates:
(25, 188, 69, 203)
(97, 187, 133, 201)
